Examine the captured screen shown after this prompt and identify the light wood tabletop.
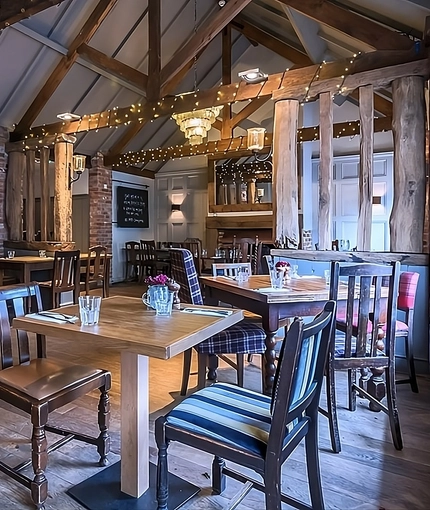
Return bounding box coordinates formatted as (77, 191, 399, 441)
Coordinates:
(12, 296, 243, 503)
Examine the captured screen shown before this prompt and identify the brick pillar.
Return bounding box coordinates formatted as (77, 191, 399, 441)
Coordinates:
(0, 128, 9, 255)
(88, 152, 112, 252)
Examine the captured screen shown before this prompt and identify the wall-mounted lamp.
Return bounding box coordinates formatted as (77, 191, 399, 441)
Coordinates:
(238, 68, 268, 84)
(69, 154, 86, 189)
(171, 204, 181, 212)
(247, 127, 272, 162)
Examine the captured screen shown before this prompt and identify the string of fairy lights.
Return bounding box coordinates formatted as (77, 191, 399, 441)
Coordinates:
(11, 51, 392, 166)
(216, 160, 273, 184)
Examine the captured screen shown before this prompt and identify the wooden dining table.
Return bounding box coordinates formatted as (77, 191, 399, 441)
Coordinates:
(0, 252, 112, 286)
(12, 296, 243, 509)
(201, 274, 337, 396)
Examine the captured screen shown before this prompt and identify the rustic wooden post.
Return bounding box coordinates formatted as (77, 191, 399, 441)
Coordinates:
(39, 146, 50, 240)
(25, 150, 36, 242)
(390, 76, 426, 252)
(318, 92, 333, 250)
(5, 149, 24, 240)
(54, 134, 76, 242)
(357, 85, 374, 251)
(272, 98, 300, 247)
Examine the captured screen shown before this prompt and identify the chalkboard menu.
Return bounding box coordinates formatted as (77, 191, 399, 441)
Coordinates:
(116, 186, 149, 228)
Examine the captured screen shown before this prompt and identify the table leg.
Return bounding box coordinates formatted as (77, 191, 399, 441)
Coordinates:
(121, 351, 149, 497)
(261, 313, 278, 395)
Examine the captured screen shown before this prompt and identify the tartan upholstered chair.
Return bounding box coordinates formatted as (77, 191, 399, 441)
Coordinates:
(155, 301, 336, 510)
(380, 271, 420, 393)
(169, 248, 266, 395)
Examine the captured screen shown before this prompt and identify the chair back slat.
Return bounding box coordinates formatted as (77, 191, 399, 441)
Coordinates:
(169, 249, 203, 305)
(268, 301, 336, 456)
(0, 284, 43, 369)
(181, 240, 202, 275)
(50, 250, 81, 308)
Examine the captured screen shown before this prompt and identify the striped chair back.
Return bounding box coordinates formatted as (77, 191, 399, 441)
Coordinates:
(169, 248, 203, 305)
(269, 301, 336, 455)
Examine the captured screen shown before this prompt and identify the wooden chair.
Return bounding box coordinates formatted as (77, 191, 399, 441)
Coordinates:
(211, 262, 252, 277)
(169, 249, 266, 396)
(0, 283, 111, 509)
(380, 271, 420, 393)
(140, 240, 167, 279)
(155, 301, 336, 510)
(322, 261, 402, 453)
(125, 241, 140, 281)
(38, 249, 81, 310)
(82, 245, 109, 298)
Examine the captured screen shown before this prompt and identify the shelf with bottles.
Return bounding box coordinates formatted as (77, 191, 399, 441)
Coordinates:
(210, 158, 272, 213)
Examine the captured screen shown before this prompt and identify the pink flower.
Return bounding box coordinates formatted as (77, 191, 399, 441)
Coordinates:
(145, 274, 169, 285)
(275, 260, 290, 269)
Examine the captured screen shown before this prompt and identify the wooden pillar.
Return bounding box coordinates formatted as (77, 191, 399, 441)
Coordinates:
(5, 149, 24, 241)
(25, 150, 35, 242)
(272, 98, 299, 247)
(357, 85, 374, 251)
(54, 135, 75, 242)
(318, 92, 333, 250)
(0, 127, 9, 254)
(390, 76, 426, 252)
(39, 146, 50, 241)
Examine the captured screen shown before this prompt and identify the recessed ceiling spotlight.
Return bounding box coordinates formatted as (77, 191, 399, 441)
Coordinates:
(238, 68, 268, 84)
(218, 0, 226, 7)
(56, 112, 81, 121)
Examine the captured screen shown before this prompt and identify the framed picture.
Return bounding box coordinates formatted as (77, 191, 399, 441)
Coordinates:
(116, 186, 149, 228)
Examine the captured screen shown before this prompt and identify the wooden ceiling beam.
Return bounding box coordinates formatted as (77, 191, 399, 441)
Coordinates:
(160, 0, 252, 90)
(105, 116, 393, 167)
(0, 0, 68, 30)
(276, 0, 414, 51)
(15, 0, 118, 132)
(232, 18, 313, 67)
(77, 44, 148, 91)
(221, 25, 233, 139)
(229, 96, 270, 129)
(147, 0, 161, 102)
(15, 48, 427, 140)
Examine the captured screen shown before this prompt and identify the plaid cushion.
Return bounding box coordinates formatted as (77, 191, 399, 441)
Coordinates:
(197, 322, 266, 354)
(169, 248, 266, 354)
(398, 272, 419, 310)
(165, 383, 300, 457)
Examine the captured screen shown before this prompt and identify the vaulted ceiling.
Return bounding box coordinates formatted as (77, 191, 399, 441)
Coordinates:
(0, 0, 428, 175)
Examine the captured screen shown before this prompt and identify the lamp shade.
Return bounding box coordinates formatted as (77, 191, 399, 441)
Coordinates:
(247, 127, 266, 151)
(73, 154, 86, 172)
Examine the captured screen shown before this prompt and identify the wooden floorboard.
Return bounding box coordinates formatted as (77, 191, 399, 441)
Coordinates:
(0, 282, 428, 509)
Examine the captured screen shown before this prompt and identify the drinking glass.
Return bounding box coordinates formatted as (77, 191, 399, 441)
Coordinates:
(270, 269, 284, 289)
(7, 250, 15, 259)
(291, 265, 299, 278)
(324, 269, 331, 287)
(38, 250, 46, 258)
(79, 296, 102, 325)
(237, 266, 250, 283)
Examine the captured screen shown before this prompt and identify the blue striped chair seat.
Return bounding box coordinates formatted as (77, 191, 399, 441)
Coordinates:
(166, 383, 301, 457)
(198, 322, 266, 354)
(334, 331, 385, 357)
